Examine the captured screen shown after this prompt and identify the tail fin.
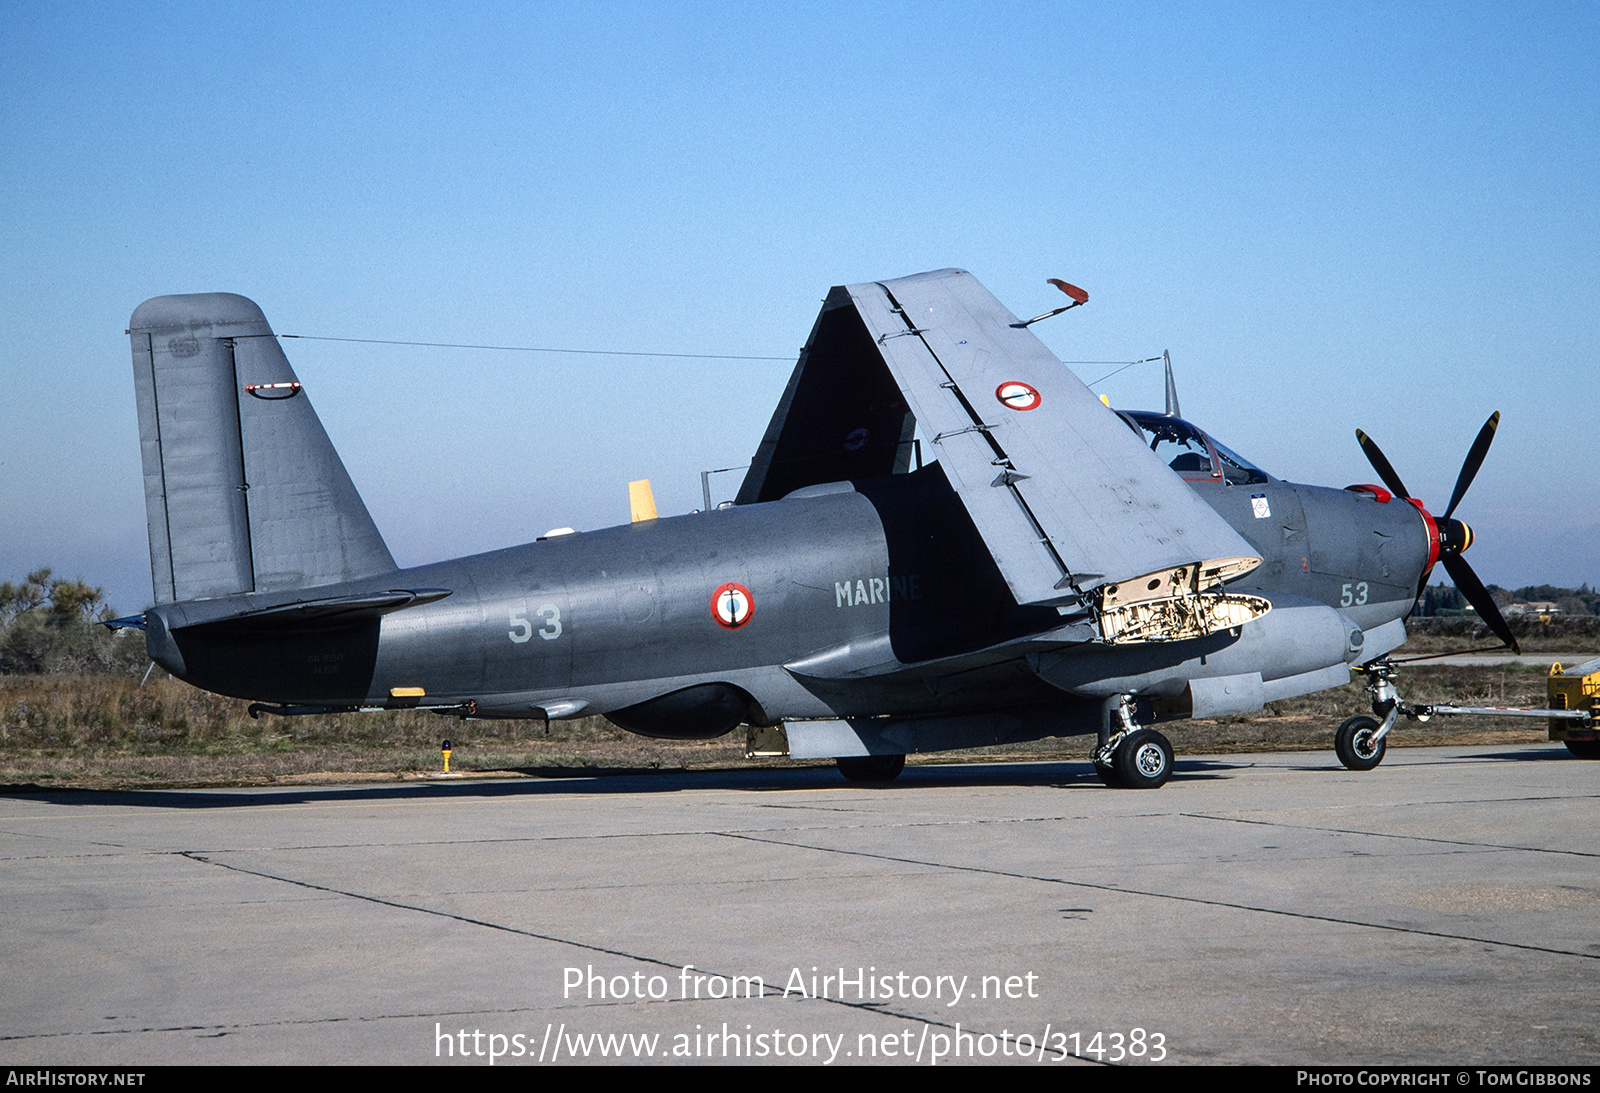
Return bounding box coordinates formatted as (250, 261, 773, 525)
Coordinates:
(129, 293, 396, 604)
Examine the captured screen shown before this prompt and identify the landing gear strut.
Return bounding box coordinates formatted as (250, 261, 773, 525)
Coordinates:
(1094, 695, 1174, 790)
(1337, 664, 1403, 771)
(1344, 659, 1596, 771)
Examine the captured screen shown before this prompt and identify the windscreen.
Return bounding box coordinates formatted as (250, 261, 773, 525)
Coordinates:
(1124, 411, 1270, 484)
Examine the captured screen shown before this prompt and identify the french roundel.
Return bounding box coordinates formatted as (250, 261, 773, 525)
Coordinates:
(710, 582, 754, 629)
(995, 381, 1041, 411)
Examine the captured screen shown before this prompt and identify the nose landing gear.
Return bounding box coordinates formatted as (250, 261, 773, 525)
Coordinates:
(1343, 659, 1596, 771)
(1334, 715, 1387, 771)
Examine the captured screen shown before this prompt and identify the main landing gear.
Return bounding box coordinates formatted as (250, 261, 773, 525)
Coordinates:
(1094, 695, 1174, 789)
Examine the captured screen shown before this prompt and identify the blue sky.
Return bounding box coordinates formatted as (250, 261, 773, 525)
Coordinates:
(2, 2, 1596, 612)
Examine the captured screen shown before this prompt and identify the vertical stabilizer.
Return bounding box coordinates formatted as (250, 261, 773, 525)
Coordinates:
(130, 293, 396, 604)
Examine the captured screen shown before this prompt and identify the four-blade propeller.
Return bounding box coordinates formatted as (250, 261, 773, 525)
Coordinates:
(1354, 412, 1518, 654)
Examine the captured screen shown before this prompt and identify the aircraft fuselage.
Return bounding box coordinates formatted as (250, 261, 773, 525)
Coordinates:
(146, 458, 1430, 738)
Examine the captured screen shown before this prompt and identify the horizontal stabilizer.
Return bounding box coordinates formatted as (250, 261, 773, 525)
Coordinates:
(156, 588, 451, 634)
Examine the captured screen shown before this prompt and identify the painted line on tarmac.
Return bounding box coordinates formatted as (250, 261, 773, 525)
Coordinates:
(1182, 810, 1600, 858)
(714, 832, 1600, 962)
(141, 849, 1109, 1065)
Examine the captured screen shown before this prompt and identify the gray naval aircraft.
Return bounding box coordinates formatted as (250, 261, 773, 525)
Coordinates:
(122, 268, 1515, 787)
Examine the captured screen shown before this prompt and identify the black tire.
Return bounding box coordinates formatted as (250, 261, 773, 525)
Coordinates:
(1094, 761, 1124, 788)
(1335, 715, 1386, 771)
(836, 754, 906, 782)
(1564, 738, 1600, 760)
(1110, 729, 1173, 790)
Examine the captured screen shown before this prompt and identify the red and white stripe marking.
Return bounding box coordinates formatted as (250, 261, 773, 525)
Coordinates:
(244, 381, 303, 400)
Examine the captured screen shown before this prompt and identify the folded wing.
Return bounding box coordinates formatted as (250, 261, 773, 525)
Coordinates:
(743, 268, 1261, 611)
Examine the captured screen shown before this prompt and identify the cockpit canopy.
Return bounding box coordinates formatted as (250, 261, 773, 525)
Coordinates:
(1121, 411, 1270, 485)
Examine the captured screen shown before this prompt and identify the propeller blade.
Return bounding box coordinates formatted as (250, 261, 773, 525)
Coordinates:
(1442, 411, 1501, 520)
(1354, 429, 1412, 500)
(1441, 553, 1520, 654)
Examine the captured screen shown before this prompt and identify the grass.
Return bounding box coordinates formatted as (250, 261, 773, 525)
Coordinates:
(1401, 614, 1600, 654)
(0, 673, 761, 789)
(0, 640, 1584, 791)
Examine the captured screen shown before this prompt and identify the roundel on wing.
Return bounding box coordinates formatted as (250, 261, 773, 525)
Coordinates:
(711, 582, 754, 629)
(995, 380, 1041, 411)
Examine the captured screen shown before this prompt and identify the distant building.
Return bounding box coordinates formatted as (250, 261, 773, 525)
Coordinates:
(1504, 602, 1561, 617)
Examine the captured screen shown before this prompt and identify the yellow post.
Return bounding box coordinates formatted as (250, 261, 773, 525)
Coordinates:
(629, 479, 659, 522)
(442, 739, 452, 773)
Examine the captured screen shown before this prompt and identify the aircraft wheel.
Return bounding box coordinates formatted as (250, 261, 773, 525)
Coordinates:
(1564, 739, 1600, 760)
(1111, 729, 1173, 790)
(836, 754, 906, 783)
(1335, 715, 1386, 771)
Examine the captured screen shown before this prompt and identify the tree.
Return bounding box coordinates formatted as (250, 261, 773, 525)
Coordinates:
(0, 568, 51, 624)
(43, 578, 106, 626)
(1419, 582, 1465, 616)
(0, 568, 138, 675)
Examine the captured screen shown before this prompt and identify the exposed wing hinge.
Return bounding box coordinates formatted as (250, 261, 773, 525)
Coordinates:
(932, 424, 994, 443)
(1091, 557, 1268, 644)
(877, 328, 927, 344)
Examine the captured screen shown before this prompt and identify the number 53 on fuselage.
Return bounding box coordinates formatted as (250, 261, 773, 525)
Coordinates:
(123, 269, 1484, 787)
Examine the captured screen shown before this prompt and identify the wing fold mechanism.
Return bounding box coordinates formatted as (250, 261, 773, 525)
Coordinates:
(1093, 557, 1269, 645)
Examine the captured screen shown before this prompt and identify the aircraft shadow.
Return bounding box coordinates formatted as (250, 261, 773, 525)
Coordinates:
(0, 757, 1236, 810)
(1459, 747, 1581, 763)
(1276, 744, 1577, 772)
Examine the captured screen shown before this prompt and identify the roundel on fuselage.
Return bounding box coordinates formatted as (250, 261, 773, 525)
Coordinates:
(711, 582, 754, 629)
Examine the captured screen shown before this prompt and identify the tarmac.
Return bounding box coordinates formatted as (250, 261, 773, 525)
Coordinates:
(1, 743, 1596, 1066)
(1401, 654, 1584, 668)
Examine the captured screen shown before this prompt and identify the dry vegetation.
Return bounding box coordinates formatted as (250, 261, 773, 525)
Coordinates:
(0, 652, 1574, 791)
(0, 673, 756, 789)
(0, 609, 1590, 790)
(1402, 615, 1600, 654)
